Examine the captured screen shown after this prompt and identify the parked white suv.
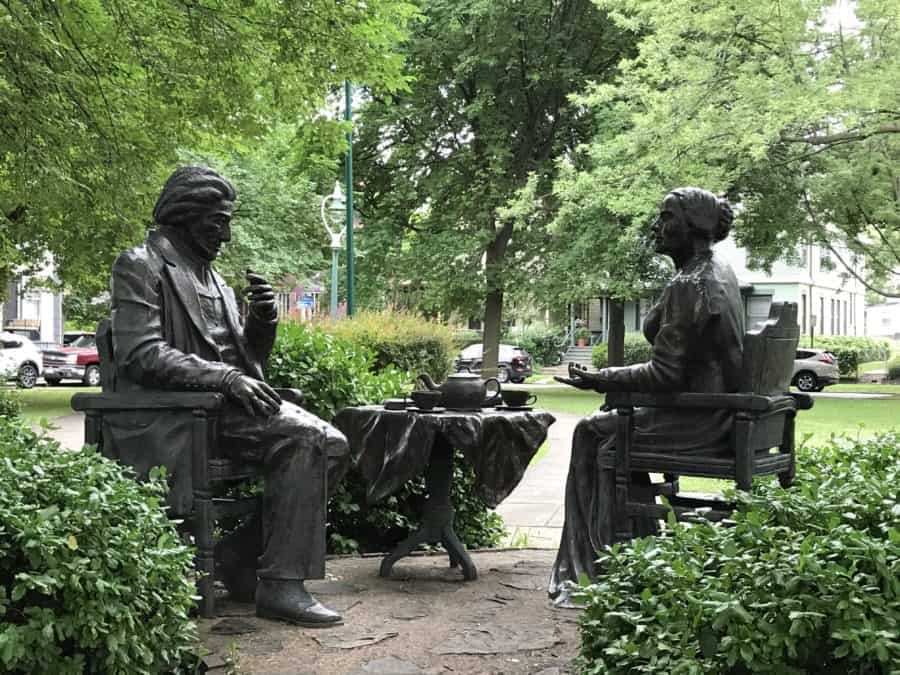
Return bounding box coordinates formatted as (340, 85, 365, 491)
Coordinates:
(0, 331, 43, 389)
(791, 348, 840, 392)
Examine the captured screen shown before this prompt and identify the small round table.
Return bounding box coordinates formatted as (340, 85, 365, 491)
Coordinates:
(334, 405, 555, 579)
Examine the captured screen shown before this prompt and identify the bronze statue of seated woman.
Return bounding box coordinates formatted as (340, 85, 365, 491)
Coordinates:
(550, 187, 744, 605)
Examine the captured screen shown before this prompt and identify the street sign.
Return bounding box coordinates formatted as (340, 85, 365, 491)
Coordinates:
(299, 294, 315, 309)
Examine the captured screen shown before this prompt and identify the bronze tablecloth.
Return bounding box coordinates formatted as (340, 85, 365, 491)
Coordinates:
(334, 406, 556, 508)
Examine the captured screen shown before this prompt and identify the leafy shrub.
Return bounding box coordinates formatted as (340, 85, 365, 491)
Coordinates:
(322, 309, 455, 382)
(266, 322, 504, 554)
(888, 358, 900, 381)
(799, 335, 892, 376)
(452, 328, 482, 351)
(0, 388, 21, 419)
(592, 333, 653, 369)
(328, 453, 505, 554)
(266, 321, 409, 421)
(505, 324, 566, 367)
(575, 432, 900, 674)
(0, 417, 198, 674)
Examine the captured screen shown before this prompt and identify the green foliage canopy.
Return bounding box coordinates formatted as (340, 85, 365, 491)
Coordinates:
(0, 0, 417, 295)
(354, 0, 636, 322)
(556, 0, 900, 298)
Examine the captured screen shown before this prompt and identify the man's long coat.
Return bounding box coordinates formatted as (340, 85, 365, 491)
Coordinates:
(105, 229, 276, 512)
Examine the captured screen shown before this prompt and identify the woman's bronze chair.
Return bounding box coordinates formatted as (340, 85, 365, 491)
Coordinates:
(71, 320, 302, 617)
(604, 302, 813, 541)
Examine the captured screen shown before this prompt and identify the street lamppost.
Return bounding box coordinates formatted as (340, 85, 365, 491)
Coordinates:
(321, 181, 346, 318)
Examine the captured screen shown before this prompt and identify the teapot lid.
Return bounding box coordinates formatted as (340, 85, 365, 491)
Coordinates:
(446, 371, 481, 379)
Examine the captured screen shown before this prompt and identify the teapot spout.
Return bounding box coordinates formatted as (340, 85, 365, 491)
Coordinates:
(416, 373, 439, 391)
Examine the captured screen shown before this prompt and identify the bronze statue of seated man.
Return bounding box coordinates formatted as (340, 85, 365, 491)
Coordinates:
(110, 166, 350, 626)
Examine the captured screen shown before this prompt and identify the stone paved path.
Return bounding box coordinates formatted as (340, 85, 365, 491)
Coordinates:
(200, 549, 579, 675)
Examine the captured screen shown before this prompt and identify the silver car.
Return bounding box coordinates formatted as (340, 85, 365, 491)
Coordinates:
(791, 348, 840, 392)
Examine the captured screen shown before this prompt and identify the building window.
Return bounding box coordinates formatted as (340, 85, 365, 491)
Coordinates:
(843, 300, 848, 335)
(801, 294, 807, 334)
(830, 299, 836, 334)
(819, 297, 825, 334)
(820, 251, 835, 272)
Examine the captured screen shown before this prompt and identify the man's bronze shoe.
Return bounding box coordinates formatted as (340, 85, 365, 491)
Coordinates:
(255, 579, 343, 627)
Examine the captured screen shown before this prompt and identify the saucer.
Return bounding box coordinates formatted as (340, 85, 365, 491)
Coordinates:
(495, 404, 533, 411)
(407, 406, 446, 414)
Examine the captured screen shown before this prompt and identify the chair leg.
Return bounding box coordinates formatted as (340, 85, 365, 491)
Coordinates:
(614, 407, 634, 541)
(194, 497, 216, 618)
(778, 410, 796, 489)
(192, 409, 216, 617)
(734, 413, 754, 491)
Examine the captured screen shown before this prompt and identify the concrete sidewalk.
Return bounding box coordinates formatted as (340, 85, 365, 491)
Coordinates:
(493, 413, 578, 549)
(40, 412, 86, 451)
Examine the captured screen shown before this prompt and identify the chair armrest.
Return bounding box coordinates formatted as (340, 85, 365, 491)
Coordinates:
(605, 391, 796, 412)
(71, 392, 225, 412)
(274, 388, 305, 406)
(789, 392, 814, 410)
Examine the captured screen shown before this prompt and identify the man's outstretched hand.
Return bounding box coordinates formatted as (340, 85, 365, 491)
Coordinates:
(554, 362, 601, 390)
(227, 374, 282, 417)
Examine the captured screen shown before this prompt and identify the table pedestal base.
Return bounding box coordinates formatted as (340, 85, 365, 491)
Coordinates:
(379, 438, 477, 580)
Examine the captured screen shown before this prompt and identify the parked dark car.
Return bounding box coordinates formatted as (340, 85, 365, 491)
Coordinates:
(41, 333, 101, 386)
(454, 343, 533, 383)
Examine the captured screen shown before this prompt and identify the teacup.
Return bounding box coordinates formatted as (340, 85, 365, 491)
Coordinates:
(410, 390, 443, 410)
(500, 390, 536, 408)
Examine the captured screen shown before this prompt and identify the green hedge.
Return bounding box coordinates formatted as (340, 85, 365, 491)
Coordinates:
(266, 322, 504, 554)
(575, 432, 900, 674)
(800, 335, 892, 377)
(0, 416, 198, 674)
(452, 328, 482, 351)
(328, 455, 505, 555)
(591, 333, 653, 369)
(0, 388, 21, 419)
(266, 321, 409, 421)
(505, 324, 566, 367)
(323, 310, 456, 382)
(888, 358, 900, 381)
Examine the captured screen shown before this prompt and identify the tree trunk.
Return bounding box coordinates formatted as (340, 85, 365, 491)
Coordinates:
(482, 288, 503, 379)
(481, 213, 513, 379)
(607, 299, 625, 367)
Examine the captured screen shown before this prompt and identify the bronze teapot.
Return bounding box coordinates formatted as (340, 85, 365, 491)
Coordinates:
(416, 371, 501, 411)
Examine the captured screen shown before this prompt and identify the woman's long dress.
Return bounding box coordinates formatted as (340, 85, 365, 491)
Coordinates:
(549, 251, 745, 599)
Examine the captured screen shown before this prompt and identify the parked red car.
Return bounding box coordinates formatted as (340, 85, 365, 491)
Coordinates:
(41, 333, 101, 386)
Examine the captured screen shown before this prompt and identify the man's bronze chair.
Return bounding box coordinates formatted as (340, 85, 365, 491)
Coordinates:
(71, 320, 301, 617)
(604, 302, 813, 540)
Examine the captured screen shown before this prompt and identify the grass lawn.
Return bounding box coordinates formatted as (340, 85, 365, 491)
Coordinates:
(858, 360, 890, 374)
(534, 384, 899, 493)
(11, 386, 96, 424)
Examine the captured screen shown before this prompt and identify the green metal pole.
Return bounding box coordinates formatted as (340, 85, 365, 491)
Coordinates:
(344, 80, 355, 317)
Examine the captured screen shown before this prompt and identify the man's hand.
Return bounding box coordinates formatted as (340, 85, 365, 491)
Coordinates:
(554, 362, 603, 391)
(245, 270, 277, 320)
(227, 374, 283, 417)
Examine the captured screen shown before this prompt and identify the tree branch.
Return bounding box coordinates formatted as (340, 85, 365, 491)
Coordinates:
(801, 190, 900, 298)
(780, 123, 900, 146)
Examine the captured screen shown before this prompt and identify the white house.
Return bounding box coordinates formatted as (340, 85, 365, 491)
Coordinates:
(576, 238, 867, 343)
(1, 273, 64, 347)
(865, 299, 900, 340)
(717, 238, 866, 338)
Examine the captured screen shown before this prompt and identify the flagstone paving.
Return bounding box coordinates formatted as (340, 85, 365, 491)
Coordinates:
(200, 549, 579, 675)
